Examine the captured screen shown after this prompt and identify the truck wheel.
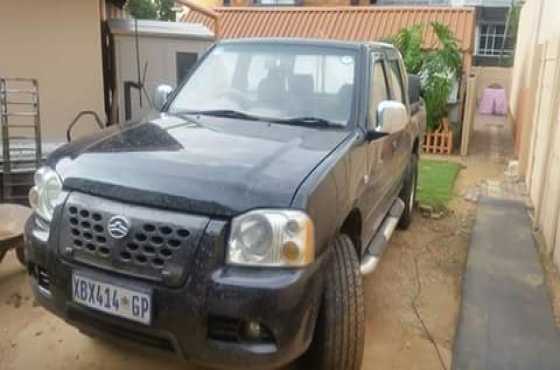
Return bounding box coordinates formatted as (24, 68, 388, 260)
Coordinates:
(303, 234, 365, 370)
(398, 153, 418, 230)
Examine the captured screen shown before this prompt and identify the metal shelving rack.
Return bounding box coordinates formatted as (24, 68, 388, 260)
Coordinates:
(0, 78, 42, 203)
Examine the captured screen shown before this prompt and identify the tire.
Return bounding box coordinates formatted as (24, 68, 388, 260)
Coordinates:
(302, 234, 365, 370)
(398, 153, 418, 230)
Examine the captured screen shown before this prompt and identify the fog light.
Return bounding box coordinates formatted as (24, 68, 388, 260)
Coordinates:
(245, 321, 262, 339)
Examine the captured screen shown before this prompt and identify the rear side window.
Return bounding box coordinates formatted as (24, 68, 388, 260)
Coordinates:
(387, 60, 405, 103)
(293, 54, 355, 94)
(368, 60, 390, 129)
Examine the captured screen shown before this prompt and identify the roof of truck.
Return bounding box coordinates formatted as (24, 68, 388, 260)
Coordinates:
(218, 37, 395, 50)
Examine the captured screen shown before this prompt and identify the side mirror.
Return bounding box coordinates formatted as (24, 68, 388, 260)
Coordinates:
(153, 84, 174, 112)
(374, 101, 408, 135)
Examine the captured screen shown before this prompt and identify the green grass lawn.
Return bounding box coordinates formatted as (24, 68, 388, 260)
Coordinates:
(417, 159, 461, 211)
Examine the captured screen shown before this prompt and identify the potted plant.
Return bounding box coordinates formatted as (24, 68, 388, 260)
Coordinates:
(392, 22, 462, 154)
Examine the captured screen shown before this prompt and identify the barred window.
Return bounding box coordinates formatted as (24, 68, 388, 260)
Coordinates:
(477, 23, 514, 57)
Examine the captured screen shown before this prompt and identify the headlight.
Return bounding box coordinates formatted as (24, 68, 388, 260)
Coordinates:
(227, 210, 315, 267)
(29, 166, 63, 222)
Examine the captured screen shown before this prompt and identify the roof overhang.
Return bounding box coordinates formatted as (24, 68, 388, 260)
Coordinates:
(180, 6, 476, 54)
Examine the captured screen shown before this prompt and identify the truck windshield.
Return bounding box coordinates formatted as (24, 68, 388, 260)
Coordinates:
(168, 43, 357, 127)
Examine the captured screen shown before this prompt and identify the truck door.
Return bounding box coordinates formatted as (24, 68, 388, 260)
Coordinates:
(362, 53, 396, 245)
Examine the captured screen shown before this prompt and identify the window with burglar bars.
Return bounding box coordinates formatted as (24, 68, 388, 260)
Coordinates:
(477, 23, 514, 57)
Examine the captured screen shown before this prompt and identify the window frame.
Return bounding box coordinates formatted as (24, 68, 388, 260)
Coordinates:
(476, 21, 514, 58)
(385, 59, 406, 104)
(367, 52, 391, 130)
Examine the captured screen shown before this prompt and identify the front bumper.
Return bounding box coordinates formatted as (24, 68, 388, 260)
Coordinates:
(25, 215, 326, 369)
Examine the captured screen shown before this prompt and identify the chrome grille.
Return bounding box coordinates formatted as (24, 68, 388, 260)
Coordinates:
(60, 192, 209, 287)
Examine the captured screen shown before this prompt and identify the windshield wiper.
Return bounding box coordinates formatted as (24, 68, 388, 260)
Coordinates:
(185, 109, 262, 121)
(179, 111, 345, 128)
(273, 116, 345, 129)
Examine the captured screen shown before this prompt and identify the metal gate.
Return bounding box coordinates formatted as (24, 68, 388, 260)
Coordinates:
(0, 78, 42, 203)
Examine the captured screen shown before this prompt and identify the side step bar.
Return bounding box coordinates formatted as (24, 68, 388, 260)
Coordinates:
(360, 198, 405, 275)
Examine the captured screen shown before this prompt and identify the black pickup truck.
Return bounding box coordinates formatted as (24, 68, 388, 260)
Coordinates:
(25, 39, 425, 370)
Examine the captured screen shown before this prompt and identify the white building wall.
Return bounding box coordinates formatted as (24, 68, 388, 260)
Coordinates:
(509, 0, 560, 268)
(109, 20, 214, 123)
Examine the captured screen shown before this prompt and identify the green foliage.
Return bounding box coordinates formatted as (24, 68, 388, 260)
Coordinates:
(390, 22, 462, 132)
(428, 22, 461, 76)
(508, 5, 521, 45)
(417, 159, 461, 211)
(422, 22, 462, 131)
(126, 0, 176, 21)
(126, 0, 157, 20)
(392, 24, 425, 74)
(155, 0, 176, 21)
(422, 73, 451, 133)
(499, 5, 521, 67)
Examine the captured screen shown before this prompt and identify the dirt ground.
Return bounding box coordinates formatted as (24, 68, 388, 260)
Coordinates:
(0, 181, 479, 370)
(1, 115, 518, 370)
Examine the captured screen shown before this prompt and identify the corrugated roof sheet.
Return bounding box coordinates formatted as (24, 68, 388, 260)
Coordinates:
(181, 6, 476, 52)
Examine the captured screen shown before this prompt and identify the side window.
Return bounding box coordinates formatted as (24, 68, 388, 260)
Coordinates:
(246, 54, 270, 92)
(387, 60, 405, 103)
(293, 54, 355, 94)
(368, 60, 390, 129)
(176, 52, 198, 85)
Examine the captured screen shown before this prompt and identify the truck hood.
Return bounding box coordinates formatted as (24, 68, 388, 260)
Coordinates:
(48, 113, 350, 217)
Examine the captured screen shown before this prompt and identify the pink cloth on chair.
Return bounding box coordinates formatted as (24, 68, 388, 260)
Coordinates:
(479, 88, 507, 116)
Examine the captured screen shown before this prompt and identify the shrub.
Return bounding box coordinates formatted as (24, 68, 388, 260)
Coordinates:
(390, 22, 462, 132)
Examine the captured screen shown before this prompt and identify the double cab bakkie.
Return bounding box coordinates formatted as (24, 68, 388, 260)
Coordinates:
(25, 39, 425, 370)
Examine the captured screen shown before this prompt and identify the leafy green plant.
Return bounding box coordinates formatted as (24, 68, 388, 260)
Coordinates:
(499, 5, 521, 67)
(427, 22, 461, 75)
(126, 0, 158, 20)
(422, 22, 462, 131)
(155, 0, 176, 21)
(422, 72, 451, 133)
(390, 22, 462, 132)
(392, 24, 425, 74)
(126, 0, 176, 21)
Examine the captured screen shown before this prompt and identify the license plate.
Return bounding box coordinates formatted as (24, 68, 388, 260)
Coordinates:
(72, 272, 152, 325)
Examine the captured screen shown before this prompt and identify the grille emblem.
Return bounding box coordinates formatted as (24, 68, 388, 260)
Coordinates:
(107, 215, 130, 239)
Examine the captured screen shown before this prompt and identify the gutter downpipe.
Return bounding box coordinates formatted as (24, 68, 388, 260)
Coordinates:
(175, 0, 221, 39)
